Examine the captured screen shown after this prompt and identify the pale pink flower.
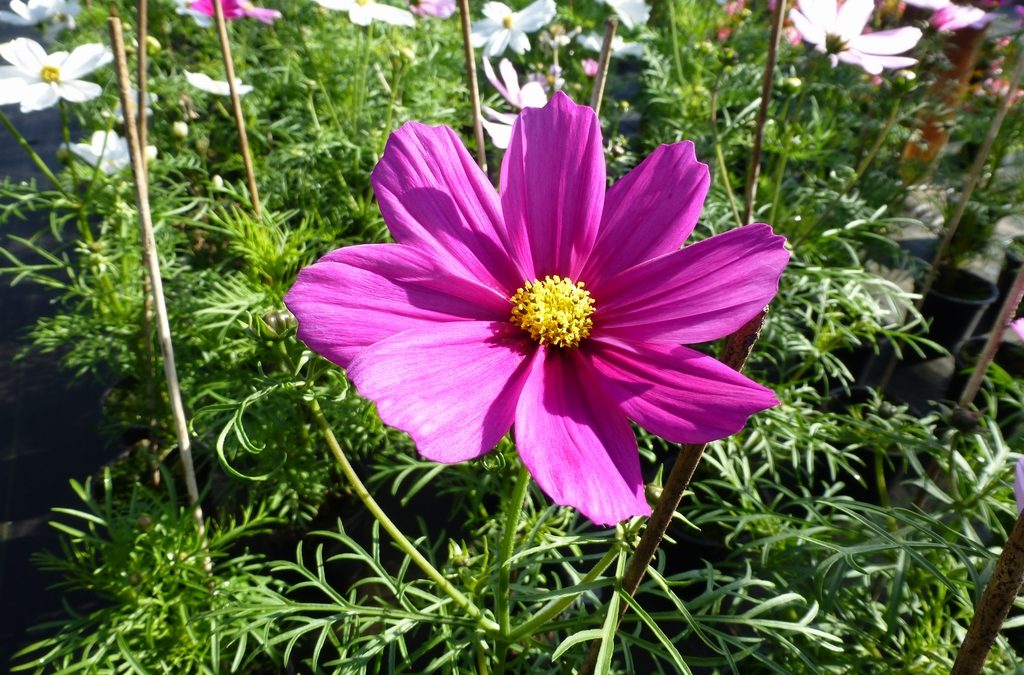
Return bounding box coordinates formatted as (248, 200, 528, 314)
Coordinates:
(284, 93, 788, 525)
(409, 0, 454, 18)
(188, 0, 281, 24)
(582, 57, 599, 77)
(1015, 457, 1024, 515)
(481, 57, 547, 149)
(905, 0, 994, 31)
(1010, 318, 1024, 342)
(790, 0, 922, 74)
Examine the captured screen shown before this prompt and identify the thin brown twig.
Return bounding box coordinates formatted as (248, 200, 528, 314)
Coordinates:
(579, 309, 770, 674)
(743, 0, 785, 224)
(108, 17, 208, 558)
(589, 18, 618, 115)
(456, 0, 486, 172)
(212, 0, 262, 216)
(136, 0, 148, 179)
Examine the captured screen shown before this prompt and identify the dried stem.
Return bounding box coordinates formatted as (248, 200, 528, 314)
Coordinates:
(108, 16, 207, 546)
(579, 309, 769, 674)
(951, 512, 1024, 675)
(589, 18, 618, 115)
(958, 263, 1024, 409)
(457, 0, 487, 172)
(742, 0, 785, 224)
(212, 0, 262, 216)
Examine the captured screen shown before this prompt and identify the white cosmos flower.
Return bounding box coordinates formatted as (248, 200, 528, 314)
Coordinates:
(471, 0, 556, 57)
(0, 0, 81, 37)
(576, 31, 644, 58)
(598, 0, 648, 29)
(0, 38, 111, 113)
(66, 130, 156, 175)
(172, 0, 212, 27)
(315, 0, 415, 27)
(185, 70, 254, 96)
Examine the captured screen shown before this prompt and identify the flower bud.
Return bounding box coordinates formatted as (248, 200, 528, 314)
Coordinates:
(779, 76, 803, 95)
(256, 308, 297, 339)
(146, 36, 162, 55)
(137, 515, 153, 529)
(893, 69, 917, 93)
(211, 174, 224, 189)
(172, 121, 189, 139)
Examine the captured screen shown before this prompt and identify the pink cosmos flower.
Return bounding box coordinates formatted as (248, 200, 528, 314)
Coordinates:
(930, 4, 992, 31)
(790, 0, 922, 74)
(1011, 318, 1024, 342)
(284, 93, 789, 525)
(582, 57, 599, 77)
(409, 0, 454, 18)
(188, 0, 281, 24)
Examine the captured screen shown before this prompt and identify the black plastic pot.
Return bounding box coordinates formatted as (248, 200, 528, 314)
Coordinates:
(916, 268, 999, 361)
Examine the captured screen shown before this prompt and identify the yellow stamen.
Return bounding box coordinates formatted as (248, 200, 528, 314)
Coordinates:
(509, 275, 595, 349)
(502, 14, 514, 28)
(40, 65, 61, 83)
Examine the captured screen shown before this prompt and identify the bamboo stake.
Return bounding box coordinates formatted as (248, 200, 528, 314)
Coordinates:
(958, 265, 1024, 409)
(742, 0, 785, 224)
(589, 18, 617, 115)
(108, 16, 206, 542)
(136, 0, 148, 179)
(456, 0, 487, 172)
(579, 309, 769, 675)
(211, 0, 262, 216)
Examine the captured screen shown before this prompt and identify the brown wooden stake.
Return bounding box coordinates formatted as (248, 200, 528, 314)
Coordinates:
(958, 264, 1024, 409)
(108, 17, 207, 548)
(456, 0, 486, 172)
(589, 18, 617, 115)
(136, 0, 148, 179)
(951, 512, 1024, 675)
(211, 0, 262, 216)
(743, 0, 785, 224)
(579, 309, 769, 675)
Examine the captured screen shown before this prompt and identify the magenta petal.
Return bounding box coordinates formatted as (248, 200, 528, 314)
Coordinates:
(582, 141, 710, 288)
(348, 321, 535, 463)
(500, 92, 606, 280)
(284, 244, 510, 368)
(587, 339, 779, 444)
(514, 349, 650, 526)
(372, 122, 523, 293)
(595, 223, 789, 344)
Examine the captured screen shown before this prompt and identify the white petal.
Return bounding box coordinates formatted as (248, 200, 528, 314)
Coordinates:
(498, 58, 520, 102)
(518, 81, 547, 108)
(508, 30, 530, 54)
(797, 0, 837, 32)
(480, 117, 513, 149)
(368, 4, 415, 26)
(513, 0, 554, 32)
(0, 10, 34, 25)
(481, 1, 511, 22)
(316, 0, 356, 9)
(55, 79, 101, 102)
(20, 81, 58, 111)
(1, 38, 46, 74)
(59, 43, 112, 80)
(481, 57, 509, 101)
(849, 27, 922, 56)
(0, 77, 27, 105)
(348, 4, 373, 25)
(484, 30, 511, 57)
(605, 0, 649, 29)
(835, 0, 873, 41)
(789, 8, 825, 45)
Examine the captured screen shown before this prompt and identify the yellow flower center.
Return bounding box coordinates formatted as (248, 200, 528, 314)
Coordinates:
(509, 275, 595, 349)
(502, 14, 514, 28)
(40, 65, 61, 83)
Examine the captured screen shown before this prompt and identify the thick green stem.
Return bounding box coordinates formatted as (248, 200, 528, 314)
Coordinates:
(309, 397, 501, 636)
(0, 110, 70, 198)
(496, 465, 531, 635)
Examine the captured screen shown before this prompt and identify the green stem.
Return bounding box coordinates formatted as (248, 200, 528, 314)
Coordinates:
(58, 101, 81, 196)
(0, 110, 70, 198)
(507, 544, 620, 642)
(767, 96, 793, 227)
(710, 71, 744, 229)
(494, 465, 531, 671)
(308, 397, 500, 636)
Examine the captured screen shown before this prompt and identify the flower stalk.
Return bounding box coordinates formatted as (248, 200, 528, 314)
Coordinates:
(589, 18, 617, 115)
(137, 0, 149, 179)
(457, 0, 487, 171)
(308, 396, 501, 636)
(211, 0, 262, 216)
(0, 110, 69, 197)
(743, 0, 785, 224)
(579, 308, 770, 674)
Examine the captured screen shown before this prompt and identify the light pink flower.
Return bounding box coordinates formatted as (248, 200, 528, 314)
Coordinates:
(284, 93, 788, 526)
(906, 0, 994, 31)
(582, 57, 599, 77)
(1015, 457, 1024, 515)
(188, 0, 281, 24)
(409, 0, 454, 18)
(1010, 318, 1024, 342)
(790, 0, 922, 74)
(481, 57, 547, 149)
